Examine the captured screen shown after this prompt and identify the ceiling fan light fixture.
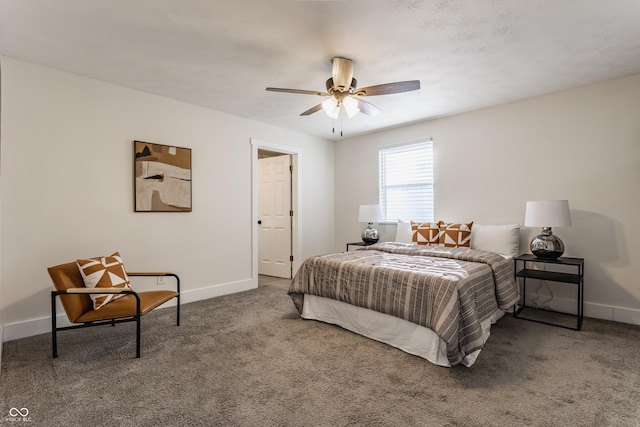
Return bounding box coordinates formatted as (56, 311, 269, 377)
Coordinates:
(343, 96, 360, 118)
(322, 97, 339, 118)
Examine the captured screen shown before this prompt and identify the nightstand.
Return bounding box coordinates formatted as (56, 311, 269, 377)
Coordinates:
(513, 254, 584, 330)
(346, 242, 367, 251)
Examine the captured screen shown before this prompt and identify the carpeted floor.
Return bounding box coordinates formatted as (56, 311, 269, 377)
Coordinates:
(1, 277, 639, 426)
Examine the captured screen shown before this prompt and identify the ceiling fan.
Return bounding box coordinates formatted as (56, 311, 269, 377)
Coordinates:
(266, 57, 420, 121)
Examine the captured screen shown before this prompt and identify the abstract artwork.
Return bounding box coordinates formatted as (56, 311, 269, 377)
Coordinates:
(134, 141, 192, 212)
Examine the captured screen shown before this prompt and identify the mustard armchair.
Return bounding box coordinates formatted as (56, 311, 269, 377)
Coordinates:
(48, 262, 180, 358)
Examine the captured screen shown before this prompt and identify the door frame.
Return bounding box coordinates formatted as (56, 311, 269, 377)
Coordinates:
(251, 138, 300, 283)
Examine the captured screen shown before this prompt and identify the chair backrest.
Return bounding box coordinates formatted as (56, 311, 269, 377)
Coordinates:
(48, 262, 93, 323)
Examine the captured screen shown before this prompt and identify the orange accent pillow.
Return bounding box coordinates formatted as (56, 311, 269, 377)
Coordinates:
(76, 252, 133, 310)
(438, 221, 474, 248)
(411, 221, 442, 245)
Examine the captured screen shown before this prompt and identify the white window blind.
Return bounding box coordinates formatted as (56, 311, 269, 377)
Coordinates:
(378, 140, 434, 222)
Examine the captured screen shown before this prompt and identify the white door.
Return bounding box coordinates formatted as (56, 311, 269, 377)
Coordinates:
(258, 154, 292, 278)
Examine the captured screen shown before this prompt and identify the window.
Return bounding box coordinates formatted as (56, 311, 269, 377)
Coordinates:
(378, 140, 434, 222)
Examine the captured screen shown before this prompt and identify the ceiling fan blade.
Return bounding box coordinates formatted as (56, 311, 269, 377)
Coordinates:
(354, 80, 421, 96)
(300, 103, 324, 116)
(331, 57, 353, 92)
(266, 87, 329, 96)
(355, 98, 382, 116)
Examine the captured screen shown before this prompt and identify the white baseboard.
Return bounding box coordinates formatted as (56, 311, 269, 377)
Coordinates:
(521, 292, 640, 326)
(2, 278, 257, 342)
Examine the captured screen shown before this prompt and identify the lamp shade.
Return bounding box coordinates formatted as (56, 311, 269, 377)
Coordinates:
(358, 204, 383, 223)
(524, 200, 572, 227)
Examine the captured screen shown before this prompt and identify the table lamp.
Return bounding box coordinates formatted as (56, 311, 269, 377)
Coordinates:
(524, 200, 572, 259)
(358, 204, 383, 244)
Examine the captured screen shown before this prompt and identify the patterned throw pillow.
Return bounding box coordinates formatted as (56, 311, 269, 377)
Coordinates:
(411, 221, 442, 245)
(76, 252, 133, 310)
(438, 221, 474, 248)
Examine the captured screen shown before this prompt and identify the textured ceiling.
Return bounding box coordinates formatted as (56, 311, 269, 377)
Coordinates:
(1, 0, 640, 141)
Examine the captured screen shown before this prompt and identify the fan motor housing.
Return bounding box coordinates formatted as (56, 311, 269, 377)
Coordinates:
(326, 78, 357, 93)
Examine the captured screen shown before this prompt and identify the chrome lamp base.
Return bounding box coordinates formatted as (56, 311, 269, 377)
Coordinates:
(361, 223, 379, 245)
(530, 227, 565, 260)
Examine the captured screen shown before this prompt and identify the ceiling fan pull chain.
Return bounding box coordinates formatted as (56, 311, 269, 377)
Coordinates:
(340, 119, 343, 137)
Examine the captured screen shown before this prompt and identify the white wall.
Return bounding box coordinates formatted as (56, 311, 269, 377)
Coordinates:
(335, 73, 640, 324)
(0, 57, 334, 340)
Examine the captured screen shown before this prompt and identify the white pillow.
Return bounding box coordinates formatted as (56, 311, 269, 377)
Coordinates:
(395, 219, 413, 243)
(470, 224, 521, 257)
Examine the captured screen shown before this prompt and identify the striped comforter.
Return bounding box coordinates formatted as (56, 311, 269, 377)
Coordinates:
(288, 242, 519, 366)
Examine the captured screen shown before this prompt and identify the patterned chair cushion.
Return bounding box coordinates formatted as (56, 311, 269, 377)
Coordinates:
(76, 252, 133, 310)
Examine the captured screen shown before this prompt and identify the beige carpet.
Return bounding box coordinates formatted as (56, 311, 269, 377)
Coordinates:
(1, 277, 639, 426)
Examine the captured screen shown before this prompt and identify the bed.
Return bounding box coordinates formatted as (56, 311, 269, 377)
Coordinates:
(288, 224, 521, 367)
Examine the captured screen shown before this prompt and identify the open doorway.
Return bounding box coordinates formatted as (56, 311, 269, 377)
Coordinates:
(251, 139, 300, 281)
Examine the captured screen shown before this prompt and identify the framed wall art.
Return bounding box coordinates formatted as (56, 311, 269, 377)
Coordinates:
(134, 140, 192, 212)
